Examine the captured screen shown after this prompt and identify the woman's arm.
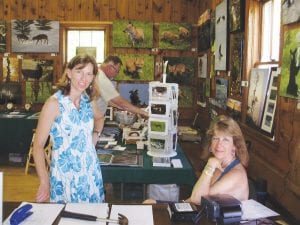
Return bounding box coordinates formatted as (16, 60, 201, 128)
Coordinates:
(33, 97, 58, 202)
(92, 101, 105, 145)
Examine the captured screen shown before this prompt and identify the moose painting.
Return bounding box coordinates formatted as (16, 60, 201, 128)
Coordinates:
(280, 28, 300, 99)
(11, 19, 59, 53)
(112, 20, 153, 48)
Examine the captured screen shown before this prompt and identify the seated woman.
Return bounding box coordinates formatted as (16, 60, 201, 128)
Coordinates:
(144, 115, 249, 205)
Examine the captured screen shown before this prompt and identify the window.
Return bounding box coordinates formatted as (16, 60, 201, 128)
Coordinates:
(260, 0, 281, 62)
(66, 30, 105, 63)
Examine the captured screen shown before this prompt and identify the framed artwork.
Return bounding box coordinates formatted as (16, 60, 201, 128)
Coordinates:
(246, 68, 271, 128)
(229, 32, 244, 98)
(149, 101, 170, 118)
(112, 20, 153, 48)
(116, 54, 154, 81)
(25, 81, 52, 103)
(11, 20, 59, 53)
(0, 21, 6, 53)
(119, 83, 149, 107)
(261, 67, 278, 135)
(148, 118, 169, 135)
(281, 0, 300, 25)
(210, 10, 216, 48)
(215, 0, 228, 71)
(215, 78, 228, 109)
(22, 59, 54, 82)
(0, 83, 22, 104)
(76, 47, 96, 58)
(279, 28, 300, 99)
(159, 22, 192, 50)
(198, 54, 208, 78)
(105, 107, 114, 121)
(163, 57, 195, 86)
(3, 57, 19, 82)
(229, 0, 245, 32)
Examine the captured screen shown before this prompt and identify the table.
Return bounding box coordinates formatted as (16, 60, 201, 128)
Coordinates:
(0, 112, 38, 163)
(2, 201, 208, 225)
(100, 143, 197, 199)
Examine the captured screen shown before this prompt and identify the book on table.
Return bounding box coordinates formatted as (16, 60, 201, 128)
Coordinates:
(98, 152, 143, 167)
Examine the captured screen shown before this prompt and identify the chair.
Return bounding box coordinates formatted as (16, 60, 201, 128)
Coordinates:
(24, 130, 52, 174)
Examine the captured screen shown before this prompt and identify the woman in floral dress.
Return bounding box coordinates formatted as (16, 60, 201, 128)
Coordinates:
(33, 55, 105, 203)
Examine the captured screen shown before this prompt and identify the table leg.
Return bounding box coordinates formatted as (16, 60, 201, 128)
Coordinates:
(120, 183, 124, 200)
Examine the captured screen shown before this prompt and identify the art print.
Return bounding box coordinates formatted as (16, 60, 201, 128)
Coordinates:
(0, 21, 6, 53)
(282, 0, 300, 25)
(215, 0, 228, 71)
(229, 32, 244, 97)
(112, 20, 153, 48)
(117, 54, 154, 81)
(11, 20, 59, 53)
(3, 57, 19, 82)
(246, 68, 270, 128)
(159, 22, 191, 50)
(279, 28, 300, 99)
(149, 82, 171, 101)
(25, 81, 52, 103)
(149, 118, 169, 135)
(169, 131, 178, 151)
(149, 101, 170, 117)
(261, 67, 278, 135)
(163, 57, 195, 86)
(148, 134, 168, 153)
(198, 54, 208, 78)
(119, 83, 149, 107)
(198, 21, 211, 52)
(229, 0, 244, 32)
(197, 80, 206, 107)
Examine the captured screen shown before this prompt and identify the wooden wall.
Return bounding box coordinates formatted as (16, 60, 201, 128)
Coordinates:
(0, 0, 200, 120)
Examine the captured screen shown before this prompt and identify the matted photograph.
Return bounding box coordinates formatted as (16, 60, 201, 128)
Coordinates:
(215, 0, 228, 71)
(149, 82, 171, 101)
(279, 28, 300, 99)
(247, 68, 270, 128)
(22, 58, 54, 82)
(25, 81, 52, 103)
(148, 118, 169, 135)
(119, 83, 149, 107)
(11, 20, 59, 53)
(198, 54, 208, 78)
(112, 20, 153, 48)
(149, 101, 170, 117)
(3, 57, 19, 82)
(198, 21, 211, 52)
(159, 22, 192, 50)
(169, 131, 178, 151)
(116, 54, 154, 81)
(0, 21, 6, 53)
(148, 134, 168, 153)
(178, 86, 194, 108)
(215, 78, 228, 109)
(163, 56, 195, 86)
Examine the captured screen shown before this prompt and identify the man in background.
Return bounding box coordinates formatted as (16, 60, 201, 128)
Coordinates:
(92, 55, 148, 134)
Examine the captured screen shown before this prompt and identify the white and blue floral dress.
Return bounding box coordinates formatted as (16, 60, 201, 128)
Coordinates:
(49, 90, 105, 203)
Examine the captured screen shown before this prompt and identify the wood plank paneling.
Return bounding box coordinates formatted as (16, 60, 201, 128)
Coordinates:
(99, 0, 109, 21)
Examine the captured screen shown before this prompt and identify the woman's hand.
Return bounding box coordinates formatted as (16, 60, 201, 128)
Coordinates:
(36, 181, 50, 202)
(206, 157, 222, 171)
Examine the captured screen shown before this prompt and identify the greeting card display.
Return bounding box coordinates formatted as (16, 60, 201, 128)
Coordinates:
(147, 81, 178, 157)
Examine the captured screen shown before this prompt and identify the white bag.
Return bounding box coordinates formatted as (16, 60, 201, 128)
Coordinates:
(147, 184, 179, 202)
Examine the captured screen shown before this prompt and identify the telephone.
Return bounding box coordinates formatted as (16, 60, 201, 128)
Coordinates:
(201, 194, 242, 225)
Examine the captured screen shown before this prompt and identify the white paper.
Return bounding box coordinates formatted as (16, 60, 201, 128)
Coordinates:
(241, 199, 279, 221)
(59, 203, 109, 225)
(109, 205, 153, 225)
(3, 202, 64, 225)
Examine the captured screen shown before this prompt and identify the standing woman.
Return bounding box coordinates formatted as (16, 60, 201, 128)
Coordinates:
(187, 115, 249, 204)
(33, 55, 105, 203)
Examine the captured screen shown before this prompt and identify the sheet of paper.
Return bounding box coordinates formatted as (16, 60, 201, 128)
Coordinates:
(3, 202, 64, 225)
(109, 205, 153, 225)
(241, 199, 279, 221)
(58, 203, 109, 225)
